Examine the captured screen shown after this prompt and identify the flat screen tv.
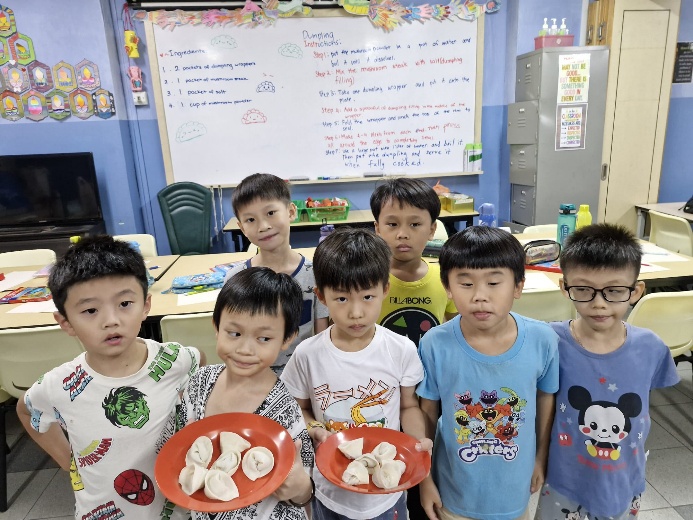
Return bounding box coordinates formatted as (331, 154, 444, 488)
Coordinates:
(0, 152, 103, 228)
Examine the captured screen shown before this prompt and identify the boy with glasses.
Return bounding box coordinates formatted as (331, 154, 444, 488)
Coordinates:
(535, 223, 680, 520)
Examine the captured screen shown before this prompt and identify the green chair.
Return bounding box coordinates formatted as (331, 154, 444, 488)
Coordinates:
(157, 182, 212, 255)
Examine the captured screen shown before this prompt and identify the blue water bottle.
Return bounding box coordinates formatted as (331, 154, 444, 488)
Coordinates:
(557, 203, 577, 246)
(478, 203, 497, 227)
(319, 223, 335, 244)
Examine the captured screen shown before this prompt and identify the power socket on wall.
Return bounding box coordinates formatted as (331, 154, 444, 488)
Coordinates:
(132, 91, 148, 105)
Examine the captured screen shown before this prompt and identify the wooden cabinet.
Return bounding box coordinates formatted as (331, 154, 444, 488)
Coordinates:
(587, 1, 600, 45)
(587, 0, 615, 47)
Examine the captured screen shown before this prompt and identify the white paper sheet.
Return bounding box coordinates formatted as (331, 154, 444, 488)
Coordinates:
(639, 263, 669, 274)
(640, 243, 688, 263)
(523, 272, 560, 292)
(0, 271, 36, 291)
(7, 300, 58, 313)
(177, 289, 221, 306)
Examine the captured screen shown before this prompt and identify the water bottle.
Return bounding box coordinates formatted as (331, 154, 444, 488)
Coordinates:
(575, 204, 593, 230)
(319, 223, 335, 243)
(478, 203, 497, 227)
(557, 203, 577, 246)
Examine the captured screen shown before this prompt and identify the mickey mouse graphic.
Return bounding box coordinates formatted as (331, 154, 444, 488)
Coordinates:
(568, 386, 642, 461)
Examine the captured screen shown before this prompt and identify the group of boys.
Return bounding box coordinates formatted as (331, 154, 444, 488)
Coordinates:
(17, 174, 679, 520)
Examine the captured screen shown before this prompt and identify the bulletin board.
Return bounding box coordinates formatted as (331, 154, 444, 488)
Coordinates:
(145, 11, 484, 186)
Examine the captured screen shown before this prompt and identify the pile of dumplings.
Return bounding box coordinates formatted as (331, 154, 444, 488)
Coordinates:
(338, 439, 406, 490)
(179, 431, 275, 501)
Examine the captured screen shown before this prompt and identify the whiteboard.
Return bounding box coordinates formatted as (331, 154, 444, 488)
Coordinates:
(147, 13, 482, 185)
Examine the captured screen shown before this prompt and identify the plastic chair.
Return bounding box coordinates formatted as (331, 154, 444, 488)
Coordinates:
(512, 289, 575, 322)
(648, 210, 693, 256)
(523, 224, 558, 236)
(0, 249, 56, 269)
(626, 290, 693, 362)
(432, 219, 449, 241)
(0, 325, 84, 512)
(113, 234, 158, 257)
(157, 182, 212, 255)
(160, 312, 220, 365)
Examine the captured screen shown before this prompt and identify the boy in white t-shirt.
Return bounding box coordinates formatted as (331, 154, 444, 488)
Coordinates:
(281, 228, 432, 520)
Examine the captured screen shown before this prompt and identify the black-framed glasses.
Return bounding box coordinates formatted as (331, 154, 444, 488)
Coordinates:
(563, 284, 636, 303)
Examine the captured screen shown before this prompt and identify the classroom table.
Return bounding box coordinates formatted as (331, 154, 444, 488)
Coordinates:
(634, 202, 692, 238)
(223, 208, 479, 251)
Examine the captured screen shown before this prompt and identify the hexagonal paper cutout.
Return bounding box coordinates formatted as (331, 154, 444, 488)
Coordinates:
(69, 89, 93, 119)
(22, 89, 47, 121)
(1, 91, 23, 121)
(0, 37, 9, 66)
(1, 62, 29, 93)
(76, 59, 100, 92)
(28, 61, 53, 93)
(8, 33, 34, 65)
(53, 61, 77, 92)
(46, 89, 70, 120)
(0, 6, 16, 38)
(93, 89, 115, 119)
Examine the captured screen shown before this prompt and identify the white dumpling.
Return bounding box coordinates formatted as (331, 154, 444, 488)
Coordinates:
(178, 464, 207, 495)
(185, 436, 214, 468)
(371, 441, 397, 464)
(242, 446, 275, 481)
(341, 460, 369, 485)
(338, 438, 364, 460)
(354, 453, 379, 474)
(211, 450, 241, 477)
(204, 469, 239, 501)
(219, 431, 251, 454)
(372, 460, 406, 490)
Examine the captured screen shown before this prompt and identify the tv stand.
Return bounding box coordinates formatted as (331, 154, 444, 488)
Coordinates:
(0, 221, 106, 256)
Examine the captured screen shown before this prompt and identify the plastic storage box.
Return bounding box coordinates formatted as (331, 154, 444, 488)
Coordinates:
(534, 35, 574, 49)
(440, 193, 474, 213)
(304, 197, 350, 222)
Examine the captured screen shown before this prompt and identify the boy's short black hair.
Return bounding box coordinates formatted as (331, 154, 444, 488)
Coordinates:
(232, 173, 291, 216)
(313, 227, 391, 293)
(370, 177, 441, 222)
(48, 235, 148, 317)
(439, 226, 525, 287)
(560, 223, 642, 278)
(213, 267, 302, 342)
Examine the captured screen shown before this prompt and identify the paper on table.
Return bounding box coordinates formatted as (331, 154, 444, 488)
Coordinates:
(0, 271, 35, 291)
(7, 300, 58, 313)
(640, 243, 688, 263)
(177, 289, 221, 306)
(640, 263, 669, 274)
(523, 272, 560, 292)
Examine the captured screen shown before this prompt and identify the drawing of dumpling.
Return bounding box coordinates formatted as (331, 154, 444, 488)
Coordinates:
(176, 121, 207, 142)
(178, 463, 207, 495)
(185, 435, 214, 468)
(33, 68, 46, 86)
(241, 446, 274, 481)
(27, 96, 42, 115)
(75, 95, 87, 113)
(52, 95, 64, 110)
(278, 43, 302, 59)
(256, 81, 275, 93)
(241, 108, 267, 125)
(211, 35, 237, 50)
(204, 469, 239, 501)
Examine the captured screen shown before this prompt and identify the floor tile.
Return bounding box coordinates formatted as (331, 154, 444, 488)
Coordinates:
(646, 417, 684, 451)
(646, 447, 693, 507)
(676, 505, 693, 520)
(638, 508, 685, 520)
(675, 374, 693, 399)
(650, 386, 692, 407)
(26, 470, 73, 519)
(641, 481, 670, 511)
(6, 435, 58, 473)
(0, 469, 57, 520)
(649, 402, 693, 447)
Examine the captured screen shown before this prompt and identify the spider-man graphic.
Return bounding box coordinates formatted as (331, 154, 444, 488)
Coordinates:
(114, 468, 155, 506)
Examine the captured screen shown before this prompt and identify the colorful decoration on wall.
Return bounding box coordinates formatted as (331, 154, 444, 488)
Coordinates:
(69, 88, 93, 119)
(27, 60, 53, 93)
(133, 0, 499, 30)
(0, 90, 22, 120)
(46, 89, 70, 120)
(53, 61, 77, 92)
(93, 88, 115, 119)
(76, 59, 100, 91)
(1, 62, 28, 93)
(8, 32, 34, 64)
(22, 89, 47, 121)
(0, 5, 16, 38)
(0, 37, 9, 65)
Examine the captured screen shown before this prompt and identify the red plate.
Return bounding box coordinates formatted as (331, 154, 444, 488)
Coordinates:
(155, 413, 294, 512)
(316, 428, 431, 494)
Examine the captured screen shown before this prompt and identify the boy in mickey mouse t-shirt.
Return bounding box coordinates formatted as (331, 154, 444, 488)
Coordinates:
(536, 224, 680, 520)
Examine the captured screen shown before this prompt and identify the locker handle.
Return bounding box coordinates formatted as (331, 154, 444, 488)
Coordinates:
(519, 108, 525, 113)
(597, 22, 604, 42)
(519, 150, 525, 155)
(525, 63, 531, 69)
(587, 25, 593, 45)
(601, 163, 608, 181)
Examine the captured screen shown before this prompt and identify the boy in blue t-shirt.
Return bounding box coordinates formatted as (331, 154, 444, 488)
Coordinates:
(536, 224, 679, 520)
(418, 226, 559, 520)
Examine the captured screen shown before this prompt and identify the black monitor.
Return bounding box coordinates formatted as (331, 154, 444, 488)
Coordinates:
(0, 152, 103, 228)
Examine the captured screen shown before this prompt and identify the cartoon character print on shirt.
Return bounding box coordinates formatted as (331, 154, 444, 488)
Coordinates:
(77, 438, 113, 467)
(102, 386, 150, 429)
(63, 363, 93, 401)
(568, 386, 642, 462)
(147, 342, 181, 383)
(114, 469, 155, 506)
(69, 456, 84, 491)
(24, 395, 42, 432)
(81, 500, 124, 520)
(453, 387, 525, 463)
(317, 378, 395, 432)
(381, 307, 438, 346)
